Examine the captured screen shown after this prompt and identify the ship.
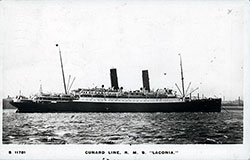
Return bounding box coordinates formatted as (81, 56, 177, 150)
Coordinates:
(9, 44, 221, 113)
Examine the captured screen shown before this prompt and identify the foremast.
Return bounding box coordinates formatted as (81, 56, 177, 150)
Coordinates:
(56, 44, 67, 94)
(179, 54, 185, 100)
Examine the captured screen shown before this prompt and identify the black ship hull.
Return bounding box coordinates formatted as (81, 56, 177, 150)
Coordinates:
(10, 98, 221, 113)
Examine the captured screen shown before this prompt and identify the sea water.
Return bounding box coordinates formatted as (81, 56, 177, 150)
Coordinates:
(2, 109, 243, 144)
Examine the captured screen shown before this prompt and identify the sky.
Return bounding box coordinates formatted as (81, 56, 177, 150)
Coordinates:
(0, 1, 247, 100)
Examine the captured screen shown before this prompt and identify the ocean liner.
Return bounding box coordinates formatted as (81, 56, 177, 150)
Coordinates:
(9, 44, 221, 113)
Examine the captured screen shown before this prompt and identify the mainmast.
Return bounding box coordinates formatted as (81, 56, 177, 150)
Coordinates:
(179, 54, 185, 99)
(56, 44, 67, 94)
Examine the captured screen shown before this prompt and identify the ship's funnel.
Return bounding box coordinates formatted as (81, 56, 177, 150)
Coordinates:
(110, 68, 119, 90)
(142, 70, 150, 92)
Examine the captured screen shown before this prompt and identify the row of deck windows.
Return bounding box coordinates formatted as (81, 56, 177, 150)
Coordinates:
(79, 98, 173, 102)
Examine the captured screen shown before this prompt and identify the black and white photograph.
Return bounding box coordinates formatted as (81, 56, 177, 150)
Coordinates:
(0, 0, 249, 159)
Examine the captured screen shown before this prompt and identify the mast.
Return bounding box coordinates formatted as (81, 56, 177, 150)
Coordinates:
(56, 44, 67, 94)
(68, 77, 76, 93)
(179, 54, 185, 99)
(175, 83, 183, 96)
(66, 75, 71, 92)
(39, 84, 43, 94)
